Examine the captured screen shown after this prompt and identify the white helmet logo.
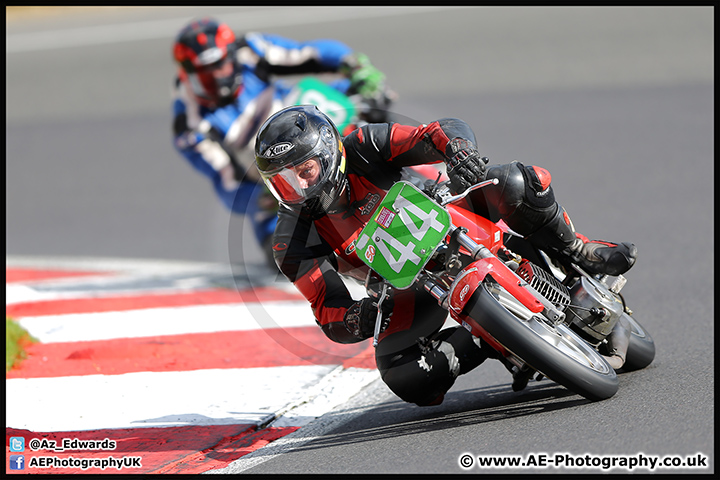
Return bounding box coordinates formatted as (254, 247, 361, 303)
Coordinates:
(264, 142, 294, 158)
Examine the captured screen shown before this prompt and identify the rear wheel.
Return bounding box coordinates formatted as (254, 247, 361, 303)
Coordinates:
(620, 313, 655, 371)
(467, 281, 618, 401)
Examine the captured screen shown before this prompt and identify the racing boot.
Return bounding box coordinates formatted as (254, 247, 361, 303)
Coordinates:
(476, 338, 535, 392)
(510, 367, 535, 392)
(495, 355, 536, 392)
(527, 205, 637, 276)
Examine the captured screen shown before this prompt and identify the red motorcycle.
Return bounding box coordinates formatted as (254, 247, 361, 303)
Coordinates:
(354, 171, 655, 401)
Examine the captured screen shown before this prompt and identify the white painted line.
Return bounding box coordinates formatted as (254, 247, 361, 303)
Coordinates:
(18, 302, 318, 343)
(207, 375, 392, 474)
(5, 255, 297, 305)
(5, 283, 226, 306)
(7, 365, 338, 432)
(6, 284, 66, 305)
(7, 7, 454, 53)
(6, 254, 228, 273)
(254, 367, 379, 429)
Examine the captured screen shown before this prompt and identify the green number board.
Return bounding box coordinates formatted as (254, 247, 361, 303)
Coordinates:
(355, 181, 451, 289)
(287, 77, 357, 131)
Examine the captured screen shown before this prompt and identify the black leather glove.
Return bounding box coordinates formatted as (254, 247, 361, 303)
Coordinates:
(445, 138, 488, 194)
(343, 297, 394, 340)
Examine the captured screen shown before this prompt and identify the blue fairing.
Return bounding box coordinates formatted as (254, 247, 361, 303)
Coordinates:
(244, 33, 352, 68)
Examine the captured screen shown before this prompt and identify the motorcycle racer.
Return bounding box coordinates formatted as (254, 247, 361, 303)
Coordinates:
(254, 104, 638, 406)
(171, 17, 388, 265)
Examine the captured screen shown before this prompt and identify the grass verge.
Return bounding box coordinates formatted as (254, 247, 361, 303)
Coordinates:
(6, 317, 37, 372)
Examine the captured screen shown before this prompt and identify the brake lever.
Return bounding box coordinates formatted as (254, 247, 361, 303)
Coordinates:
(439, 178, 499, 206)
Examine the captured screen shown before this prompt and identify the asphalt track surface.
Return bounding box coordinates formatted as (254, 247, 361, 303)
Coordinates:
(7, 6, 714, 474)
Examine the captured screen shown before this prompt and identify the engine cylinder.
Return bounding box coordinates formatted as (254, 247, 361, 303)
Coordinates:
(515, 260, 570, 311)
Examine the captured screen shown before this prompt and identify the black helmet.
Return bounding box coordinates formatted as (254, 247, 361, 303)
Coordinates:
(173, 18, 241, 108)
(255, 105, 347, 213)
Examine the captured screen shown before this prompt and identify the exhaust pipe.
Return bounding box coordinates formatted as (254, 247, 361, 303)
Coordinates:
(602, 314, 631, 369)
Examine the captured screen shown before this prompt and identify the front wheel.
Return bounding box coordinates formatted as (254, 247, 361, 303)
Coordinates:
(620, 313, 655, 371)
(467, 281, 619, 401)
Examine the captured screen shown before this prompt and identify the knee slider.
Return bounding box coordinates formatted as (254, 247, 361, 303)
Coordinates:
(483, 162, 526, 218)
(379, 340, 459, 406)
(435, 326, 488, 375)
(526, 205, 576, 251)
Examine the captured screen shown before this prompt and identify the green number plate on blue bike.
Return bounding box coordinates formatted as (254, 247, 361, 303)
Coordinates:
(285, 77, 357, 131)
(355, 181, 451, 289)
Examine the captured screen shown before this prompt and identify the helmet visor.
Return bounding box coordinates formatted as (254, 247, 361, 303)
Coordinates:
(264, 157, 325, 204)
(259, 134, 341, 205)
(188, 52, 238, 103)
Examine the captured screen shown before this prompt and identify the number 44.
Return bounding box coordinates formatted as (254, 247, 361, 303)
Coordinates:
(372, 194, 445, 273)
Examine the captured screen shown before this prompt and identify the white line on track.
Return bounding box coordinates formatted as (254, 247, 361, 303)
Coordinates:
(7, 7, 455, 53)
(18, 302, 318, 343)
(7, 365, 379, 432)
(207, 376, 392, 474)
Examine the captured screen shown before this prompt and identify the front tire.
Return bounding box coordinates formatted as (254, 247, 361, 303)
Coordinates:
(466, 281, 619, 401)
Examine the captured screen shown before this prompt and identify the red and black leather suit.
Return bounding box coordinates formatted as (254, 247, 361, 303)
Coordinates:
(271, 118, 561, 406)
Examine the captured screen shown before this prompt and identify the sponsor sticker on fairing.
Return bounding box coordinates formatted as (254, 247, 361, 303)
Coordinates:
(375, 207, 395, 229)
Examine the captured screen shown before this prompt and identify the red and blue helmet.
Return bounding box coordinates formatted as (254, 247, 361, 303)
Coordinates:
(173, 18, 241, 108)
